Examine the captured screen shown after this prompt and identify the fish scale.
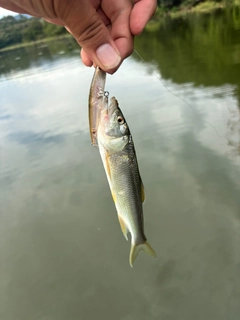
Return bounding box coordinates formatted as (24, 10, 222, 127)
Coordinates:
(108, 146, 145, 241)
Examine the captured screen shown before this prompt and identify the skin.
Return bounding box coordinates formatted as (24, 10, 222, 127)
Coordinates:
(0, 0, 157, 73)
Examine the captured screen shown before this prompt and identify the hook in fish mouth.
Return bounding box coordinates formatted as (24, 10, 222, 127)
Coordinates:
(102, 91, 109, 114)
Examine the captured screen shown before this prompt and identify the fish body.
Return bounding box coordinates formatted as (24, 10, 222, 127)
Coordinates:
(97, 93, 156, 267)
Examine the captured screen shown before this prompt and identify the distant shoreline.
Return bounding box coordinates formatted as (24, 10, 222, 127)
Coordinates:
(0, 34, 73, 53)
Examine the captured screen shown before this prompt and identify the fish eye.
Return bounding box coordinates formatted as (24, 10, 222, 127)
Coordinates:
(117, 116, 124, 125)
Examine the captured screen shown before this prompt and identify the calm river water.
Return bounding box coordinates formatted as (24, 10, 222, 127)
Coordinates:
(1, 7, 240, 320)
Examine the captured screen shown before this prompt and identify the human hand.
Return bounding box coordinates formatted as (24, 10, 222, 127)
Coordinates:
(0, 0, 157, 73)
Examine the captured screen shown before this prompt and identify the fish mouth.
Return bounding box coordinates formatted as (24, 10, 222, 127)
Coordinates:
(101, 94, 117, 116)
(107, 97, 119, 116)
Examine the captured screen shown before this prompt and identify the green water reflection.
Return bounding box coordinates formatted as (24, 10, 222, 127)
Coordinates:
(135, 7, 240, 103)
(0, 37, 79, 76)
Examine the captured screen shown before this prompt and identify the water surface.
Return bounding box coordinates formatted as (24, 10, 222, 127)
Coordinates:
(1, 8, 240, 320)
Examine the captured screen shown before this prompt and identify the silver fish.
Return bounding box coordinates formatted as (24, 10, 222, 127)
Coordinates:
(94, 75, 156, 267)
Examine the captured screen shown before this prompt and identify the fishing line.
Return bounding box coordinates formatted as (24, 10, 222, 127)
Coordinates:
(133, 49, 228, 143)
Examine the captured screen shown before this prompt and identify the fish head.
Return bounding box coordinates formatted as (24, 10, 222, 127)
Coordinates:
(104, 97, 130, 138)
(98, 96, 130, 153)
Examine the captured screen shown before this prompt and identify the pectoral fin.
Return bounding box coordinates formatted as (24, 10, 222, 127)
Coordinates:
(105, 154, 111, 180)
(110, 189, 116, 203)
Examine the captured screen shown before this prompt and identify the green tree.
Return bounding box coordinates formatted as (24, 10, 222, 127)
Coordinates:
(21, 19, 43, 42)
(42, 21, 67, 37)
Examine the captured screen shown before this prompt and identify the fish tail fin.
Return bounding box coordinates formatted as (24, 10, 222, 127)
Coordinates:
(129, 241, 156, 267)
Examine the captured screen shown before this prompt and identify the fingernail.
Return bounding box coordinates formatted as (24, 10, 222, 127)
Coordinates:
(96, 44, 121, 69)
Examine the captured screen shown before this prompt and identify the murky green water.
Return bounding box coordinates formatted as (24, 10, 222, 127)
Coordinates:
(1, 8, 240, 320)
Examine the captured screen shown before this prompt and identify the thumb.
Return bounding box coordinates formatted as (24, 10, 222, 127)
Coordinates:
(62, 1, 121, 72)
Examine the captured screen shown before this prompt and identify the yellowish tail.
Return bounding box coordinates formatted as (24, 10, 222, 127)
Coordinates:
(129, 241, 156, 267)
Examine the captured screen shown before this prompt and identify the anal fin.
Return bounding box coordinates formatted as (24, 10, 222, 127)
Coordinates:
(118, 215, 128, 241)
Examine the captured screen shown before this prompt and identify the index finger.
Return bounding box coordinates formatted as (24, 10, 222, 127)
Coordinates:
(103, 0, 134, 64)
(130, 0, 157, 35)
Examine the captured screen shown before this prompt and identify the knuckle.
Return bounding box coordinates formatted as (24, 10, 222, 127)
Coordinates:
(77, 18, 106, 47)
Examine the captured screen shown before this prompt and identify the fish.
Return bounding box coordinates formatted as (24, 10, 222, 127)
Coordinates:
(88, 66, 106, 146)
(91, 68, 156, 267)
